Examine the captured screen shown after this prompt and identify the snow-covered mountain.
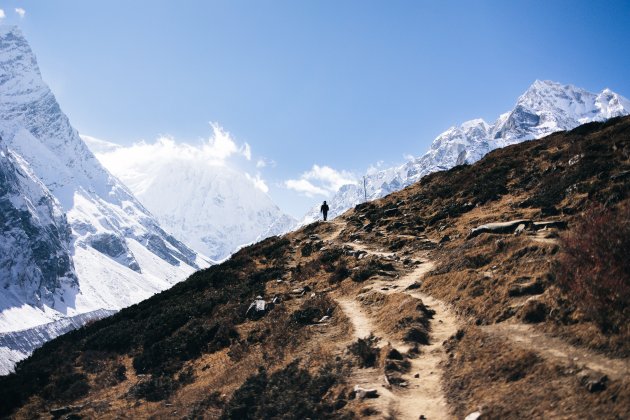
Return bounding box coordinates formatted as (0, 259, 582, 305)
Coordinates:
(0, 26, 209, 372)
(82, 134, 297, 261)
(0, 136, 77, 326)
(304, 80, 630, 222)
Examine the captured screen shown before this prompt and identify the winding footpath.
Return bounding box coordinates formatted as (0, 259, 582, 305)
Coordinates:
(322, 220, 630, 418)
(324, 219, 458, 419)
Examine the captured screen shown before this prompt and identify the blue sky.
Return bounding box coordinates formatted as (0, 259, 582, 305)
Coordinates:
(2, 0, 630, 217)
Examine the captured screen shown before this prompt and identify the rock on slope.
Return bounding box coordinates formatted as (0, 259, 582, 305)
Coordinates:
(303, 80, 630, 222)
(82, 134, 297, 261)
(0, 26, 209, 371)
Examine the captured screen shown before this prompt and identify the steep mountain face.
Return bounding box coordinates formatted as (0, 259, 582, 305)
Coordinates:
(83, 135, 297, 261)
(0, 26, 209, 370)
(0, 137, 77, 330)
(304, 80, 630, 222)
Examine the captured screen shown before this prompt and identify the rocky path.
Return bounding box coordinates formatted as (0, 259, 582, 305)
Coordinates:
(322, 219, 630, 418)
(330, 230, 459, 420)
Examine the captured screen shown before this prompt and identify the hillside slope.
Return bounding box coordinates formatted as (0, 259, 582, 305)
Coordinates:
(1, 117, 629, 418)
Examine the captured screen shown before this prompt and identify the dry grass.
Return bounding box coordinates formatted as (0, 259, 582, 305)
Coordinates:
(443, 327, 630, 418)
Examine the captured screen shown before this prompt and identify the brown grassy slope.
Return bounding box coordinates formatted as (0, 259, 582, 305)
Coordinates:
(1, 219, 396, 419)
(339, 115, 630, 356)
(1, 116, 629, 419)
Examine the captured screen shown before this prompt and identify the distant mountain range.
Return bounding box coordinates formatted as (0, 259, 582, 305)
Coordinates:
(302, 80, 630, 223)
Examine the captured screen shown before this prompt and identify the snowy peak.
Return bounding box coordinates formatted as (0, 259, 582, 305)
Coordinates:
(0, 26, 208, 341)
(312, 80, 629, 223)
(84, 135, 297, 261)
(595, 88, 630, 118)
(493, 80, 629, 143)
(0, 135, 77, 319)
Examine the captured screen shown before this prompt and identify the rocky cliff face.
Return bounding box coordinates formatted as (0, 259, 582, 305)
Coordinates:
(0, 137, 77, 321)
(303, 80, 630, 223)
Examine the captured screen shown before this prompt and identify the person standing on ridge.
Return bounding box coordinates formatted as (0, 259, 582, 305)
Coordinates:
(320, 201, 330, 221)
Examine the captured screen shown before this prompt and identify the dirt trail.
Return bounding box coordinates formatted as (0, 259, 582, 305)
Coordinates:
(333, 239, 458, 419)
(335, 297, 377, 341)
(321, 218, 629, 417)
(483, 322, 630, 380)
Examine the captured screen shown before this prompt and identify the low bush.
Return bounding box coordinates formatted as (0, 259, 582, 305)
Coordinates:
(291, 296, 335, 326)
(348, 334, 380, 368)
(300, 242, 314, 257)
(556, 201, 630, 333)
(329, 263, 351, 283)
(220, 361, 342, 419)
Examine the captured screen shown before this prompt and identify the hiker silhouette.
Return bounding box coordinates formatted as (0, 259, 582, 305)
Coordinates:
(320, 201, 329, 221)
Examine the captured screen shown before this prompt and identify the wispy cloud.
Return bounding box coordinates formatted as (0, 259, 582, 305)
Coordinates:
(15, 8, 25, 18)
(81, 123, 264, 195)
(285, 179, 328, 197)
(285, 164, 356, 197)
(245, 172, 269, 193)
(0, 10, 6, 19)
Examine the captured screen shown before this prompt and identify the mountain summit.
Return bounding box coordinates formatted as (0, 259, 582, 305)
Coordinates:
(0, 26, 209, 372)
(304, 80, 630, 222)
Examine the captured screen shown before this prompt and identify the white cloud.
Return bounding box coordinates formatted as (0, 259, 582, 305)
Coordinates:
(366, 160, 385, 175)
(15, 8, 25, 18)
(285, 164, 356, 197)
(403, 153, 415, 161)
(202, 122, 250, 162)
(256, 158, 276, 169)
(285, 179, 328, 197)
(81, 123, 263, 196)
(241, 143, 252, 160)
(0, 10, 6, 19)
(245, 172, 269, 193)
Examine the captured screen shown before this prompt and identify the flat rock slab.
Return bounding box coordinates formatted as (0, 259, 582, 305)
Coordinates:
(469, 219, 567, 238)
(469, 219, 532, 238)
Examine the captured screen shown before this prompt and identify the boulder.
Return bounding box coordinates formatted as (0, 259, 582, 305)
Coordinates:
(514, 224, 526, 236)
(353, 385, 379, 399)
(246, 296, 274, 319)
(468, 220, 532, 238)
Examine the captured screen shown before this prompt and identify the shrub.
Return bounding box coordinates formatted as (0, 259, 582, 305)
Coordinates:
(128, 375, 177, 401)
(348, 334, 380, 368)
(556, 201, 630, 333)
(291, 296, 335, 326)
(329, 263, 350, 283)
(220, 361, 341, 419)
(300, 242, 314, 257)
